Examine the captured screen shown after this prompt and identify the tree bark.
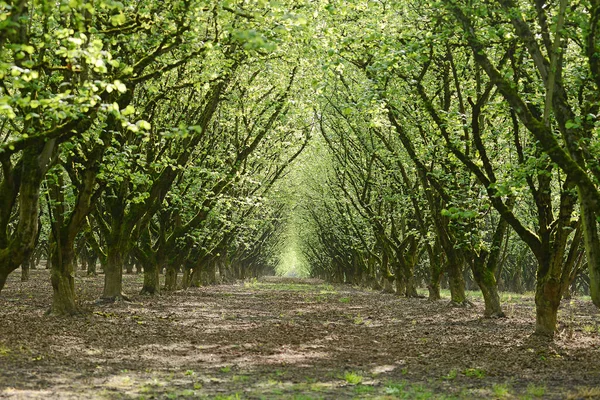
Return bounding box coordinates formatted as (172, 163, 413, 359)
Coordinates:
(0, 270, 8, 293)
(579, 189, 600, 307)
(534, 277, 562, 337)
(164, 266, 178, 291)
(473, 264, 505, 317)
(50, 245, 77, 315)
(103, 244, 125, 299)
(141, 263, 160, 295)
(190, 266, 202, 287)
(87, 254, 97, 276)
(447, 255, 467, 304)
(21, 259, 30, 282)
(181, 266, 191, 289)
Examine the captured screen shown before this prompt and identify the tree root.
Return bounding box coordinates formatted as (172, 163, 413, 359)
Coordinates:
(449, 299, 475, 308)
(484, 310, 507, 319)
(96, 293, 131, 304)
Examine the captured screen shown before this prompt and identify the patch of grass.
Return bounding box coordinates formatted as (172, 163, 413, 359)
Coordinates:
(220, 366, 232, 373)
(339, 297, 351, 303)
(232, 374, 249, 382)
(214, 394, 241, 400)
(583, 324, 596, 334)
(463, 368, 485, 378)
(309, 382, 327, 392)
(293, 395, 322, 400)
(354, 384, 375, 394)
(567, 386, 600, 399)
(492, 383, 511, 398)
(0, 344, 11, 357)
(526, 383, 546, 397)
(193, 382, 202, 390)
(408, 383, 436, 399)
(442, 369, 458, 380)
(343, 371, 363, 385)
(385, 381, 406, 395)
(184, 369, 194, 376)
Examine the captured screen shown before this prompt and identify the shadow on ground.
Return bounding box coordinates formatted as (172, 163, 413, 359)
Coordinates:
(1, 270, 600, 399)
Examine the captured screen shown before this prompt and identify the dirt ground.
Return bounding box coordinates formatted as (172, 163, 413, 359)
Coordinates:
(1, 270, 600, 399)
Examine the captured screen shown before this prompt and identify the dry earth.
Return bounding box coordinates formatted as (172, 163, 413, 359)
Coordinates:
(1, 269, 600, 399)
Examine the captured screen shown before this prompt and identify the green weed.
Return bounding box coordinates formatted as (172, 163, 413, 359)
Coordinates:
(232, 375, 249, 382)
(214, 394, 241, 400)
(385, 382, 405, 395)
(354, 385, 375, 394)
(492, 383, 511, 398)
(463, 368, 485, 378)
(343, 371, 363, 385)
(0, 345, 10, 357)
(442, 369, 458, 380)
(526, 383, 546, 397)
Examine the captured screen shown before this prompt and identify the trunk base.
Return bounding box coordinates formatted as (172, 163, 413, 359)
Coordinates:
(97, 294, 131, 304)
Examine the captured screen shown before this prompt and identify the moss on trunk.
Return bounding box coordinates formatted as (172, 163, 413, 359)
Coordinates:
(534, 277, 562, 337)
(103, 245, 125, 300)
(164, 266, 178, 291)
(140, 264, 160, 295)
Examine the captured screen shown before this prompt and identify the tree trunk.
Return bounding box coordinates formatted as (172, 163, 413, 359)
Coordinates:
(80, 256, 87, 272)
(395, 264, 406, 296)
(473, 266, 505, 317)
(87, 255, 97, 276)
(164, 266, 177, 291)
(21, 260, 30, 282)
(0, 270, 8, 293)
(50, 243, 78, 315)
(382, 277, 395, 293)
(103, 244, 125, 299)
(190, 266, 202, 287)
(181, 266, 191, 289)
(428, 244, 443, 300)
(447, 256, 467, 304)
(207, 261, 217, 285)
(534, 277, 562, 337)
(579, 189, 600, 307)
(140, 263, 160, 295)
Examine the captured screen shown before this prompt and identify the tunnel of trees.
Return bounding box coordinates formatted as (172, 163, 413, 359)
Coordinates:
(1, 0, 600, 342)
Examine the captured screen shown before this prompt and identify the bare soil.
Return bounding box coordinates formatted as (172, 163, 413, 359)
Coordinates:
(1, 269, 600, 399)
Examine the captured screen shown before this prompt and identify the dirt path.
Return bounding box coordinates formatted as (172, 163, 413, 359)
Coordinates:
(1, 270, 600, 399)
